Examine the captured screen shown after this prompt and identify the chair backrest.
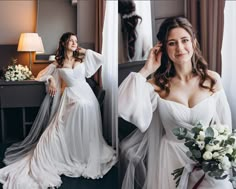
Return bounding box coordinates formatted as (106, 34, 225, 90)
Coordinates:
(86, 78, 105, 108)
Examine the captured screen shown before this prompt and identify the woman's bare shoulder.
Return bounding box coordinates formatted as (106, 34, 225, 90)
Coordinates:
(207, 70, 223, 91)
(52, 61, 59, 67)
(147, 78, 162, 92)
(147, 78, 158, 89)
(147, 78, 167, 98)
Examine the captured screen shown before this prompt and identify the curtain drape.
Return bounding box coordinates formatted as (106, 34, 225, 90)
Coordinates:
(221, 1, 236, 129)
(101, 0, 118, 151)
(186, 0, 225, 74)
(95, 0, 105, 53)
(94, 0, 105, 85)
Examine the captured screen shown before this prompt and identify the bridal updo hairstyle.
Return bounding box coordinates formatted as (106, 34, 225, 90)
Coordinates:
(153, 17, 216, 95)
(118, 0, 142, 59)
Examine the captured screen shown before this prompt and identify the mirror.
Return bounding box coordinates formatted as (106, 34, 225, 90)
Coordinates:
(118, 0, 153, 64)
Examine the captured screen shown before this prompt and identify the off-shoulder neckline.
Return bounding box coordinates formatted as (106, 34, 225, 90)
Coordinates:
(58, 62, 84, 70)
(159, 89, 223, 109)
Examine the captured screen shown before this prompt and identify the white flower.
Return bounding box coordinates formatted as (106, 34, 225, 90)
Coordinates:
(203, 151, 213, 160)
(226, 145, 233, 155)
(196, 141, 205, 150)
(212, 124, 226, 134)
(212, 152, 221, 159)
(212, 128, 219, 137)
(215, 135, 226, 144)
(205, 144, 215, 152)
(224, 127, 231, 136)
(220, 156, 231, 171)
(4, 64, 32, 81)
(197, 131, 205, 141)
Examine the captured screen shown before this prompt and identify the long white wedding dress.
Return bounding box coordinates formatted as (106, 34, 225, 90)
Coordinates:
(0, 50, 117, 189)
(118, 72, 233, 189)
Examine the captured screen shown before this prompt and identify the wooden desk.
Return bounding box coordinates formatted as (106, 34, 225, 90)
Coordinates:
(0, 80, 46, 143)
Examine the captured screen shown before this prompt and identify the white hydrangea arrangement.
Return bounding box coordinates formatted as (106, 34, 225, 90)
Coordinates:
(4, 58, 33, 81)
(172, 121, 236, 187)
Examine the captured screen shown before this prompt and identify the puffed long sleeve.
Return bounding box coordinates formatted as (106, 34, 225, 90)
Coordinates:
(118, 72, 159, 132)
(34, 63, 61, 121)
(84, 49, 103, 78)
(35, 63, 57, 83)
(215, 89, 232, 130)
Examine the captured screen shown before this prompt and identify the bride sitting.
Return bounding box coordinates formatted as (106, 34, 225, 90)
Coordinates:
(0, 32, 117, 189)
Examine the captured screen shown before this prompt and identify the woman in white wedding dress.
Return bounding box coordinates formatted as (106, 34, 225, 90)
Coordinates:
(0, 32, 117, 189)
(118, 17, 233, 189)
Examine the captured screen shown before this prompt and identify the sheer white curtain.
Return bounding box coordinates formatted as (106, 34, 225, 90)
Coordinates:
(102, 1, 118, 151)
(222, 1, 236, 128)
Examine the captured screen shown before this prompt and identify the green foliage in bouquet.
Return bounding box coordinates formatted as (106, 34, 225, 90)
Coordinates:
(172, 120, 236, 187)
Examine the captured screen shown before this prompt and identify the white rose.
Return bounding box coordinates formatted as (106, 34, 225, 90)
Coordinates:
(205, 144, 214, 152)
(212, 124, 225, 134)
(219, 134, 228, 141)
(224, 127, 231, 135)
(203, 151, 213, 160)
(226, 145, 233, 155)
(220, 156, 231, 171)
(212, 152, 220, 159)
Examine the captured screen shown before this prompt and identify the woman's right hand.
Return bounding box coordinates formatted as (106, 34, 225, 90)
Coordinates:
(139, 43, 163, 78)
(48, 77, 57, 97)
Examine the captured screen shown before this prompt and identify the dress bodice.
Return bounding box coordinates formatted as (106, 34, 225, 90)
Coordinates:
(58, 63, 86, 87)
(118, 72, 232, 133)
(158, 96, 216, 142)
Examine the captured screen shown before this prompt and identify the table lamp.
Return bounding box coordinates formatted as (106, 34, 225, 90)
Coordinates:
(17, 33, 44, 71)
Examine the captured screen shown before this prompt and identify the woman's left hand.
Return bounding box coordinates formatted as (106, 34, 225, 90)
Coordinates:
(48, 77, 57, 97)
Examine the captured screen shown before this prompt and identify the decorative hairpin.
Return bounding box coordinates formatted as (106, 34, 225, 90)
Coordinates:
(122, 11, 136, 19)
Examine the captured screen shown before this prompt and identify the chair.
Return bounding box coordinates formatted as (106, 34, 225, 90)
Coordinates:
(86, 78, 105, 109)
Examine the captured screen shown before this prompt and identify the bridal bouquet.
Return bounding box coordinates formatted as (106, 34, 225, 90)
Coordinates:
(172, 121, 236, 188)
(4, 58, 33, 81)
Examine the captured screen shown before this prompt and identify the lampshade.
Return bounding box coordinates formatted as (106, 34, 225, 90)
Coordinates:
(17, 33, 44, 53)
(36, 36, 45, 54)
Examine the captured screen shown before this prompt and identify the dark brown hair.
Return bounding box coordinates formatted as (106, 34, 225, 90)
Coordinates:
(55, 32, 83, 67)
(118, 0, 142, 59)
(154, 16, 216, 95)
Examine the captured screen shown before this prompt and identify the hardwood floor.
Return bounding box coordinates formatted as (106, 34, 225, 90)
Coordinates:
(0, 143, 118, 189)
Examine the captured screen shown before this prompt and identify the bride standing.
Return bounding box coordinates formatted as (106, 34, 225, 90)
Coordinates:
(0, 32, 117, 188)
